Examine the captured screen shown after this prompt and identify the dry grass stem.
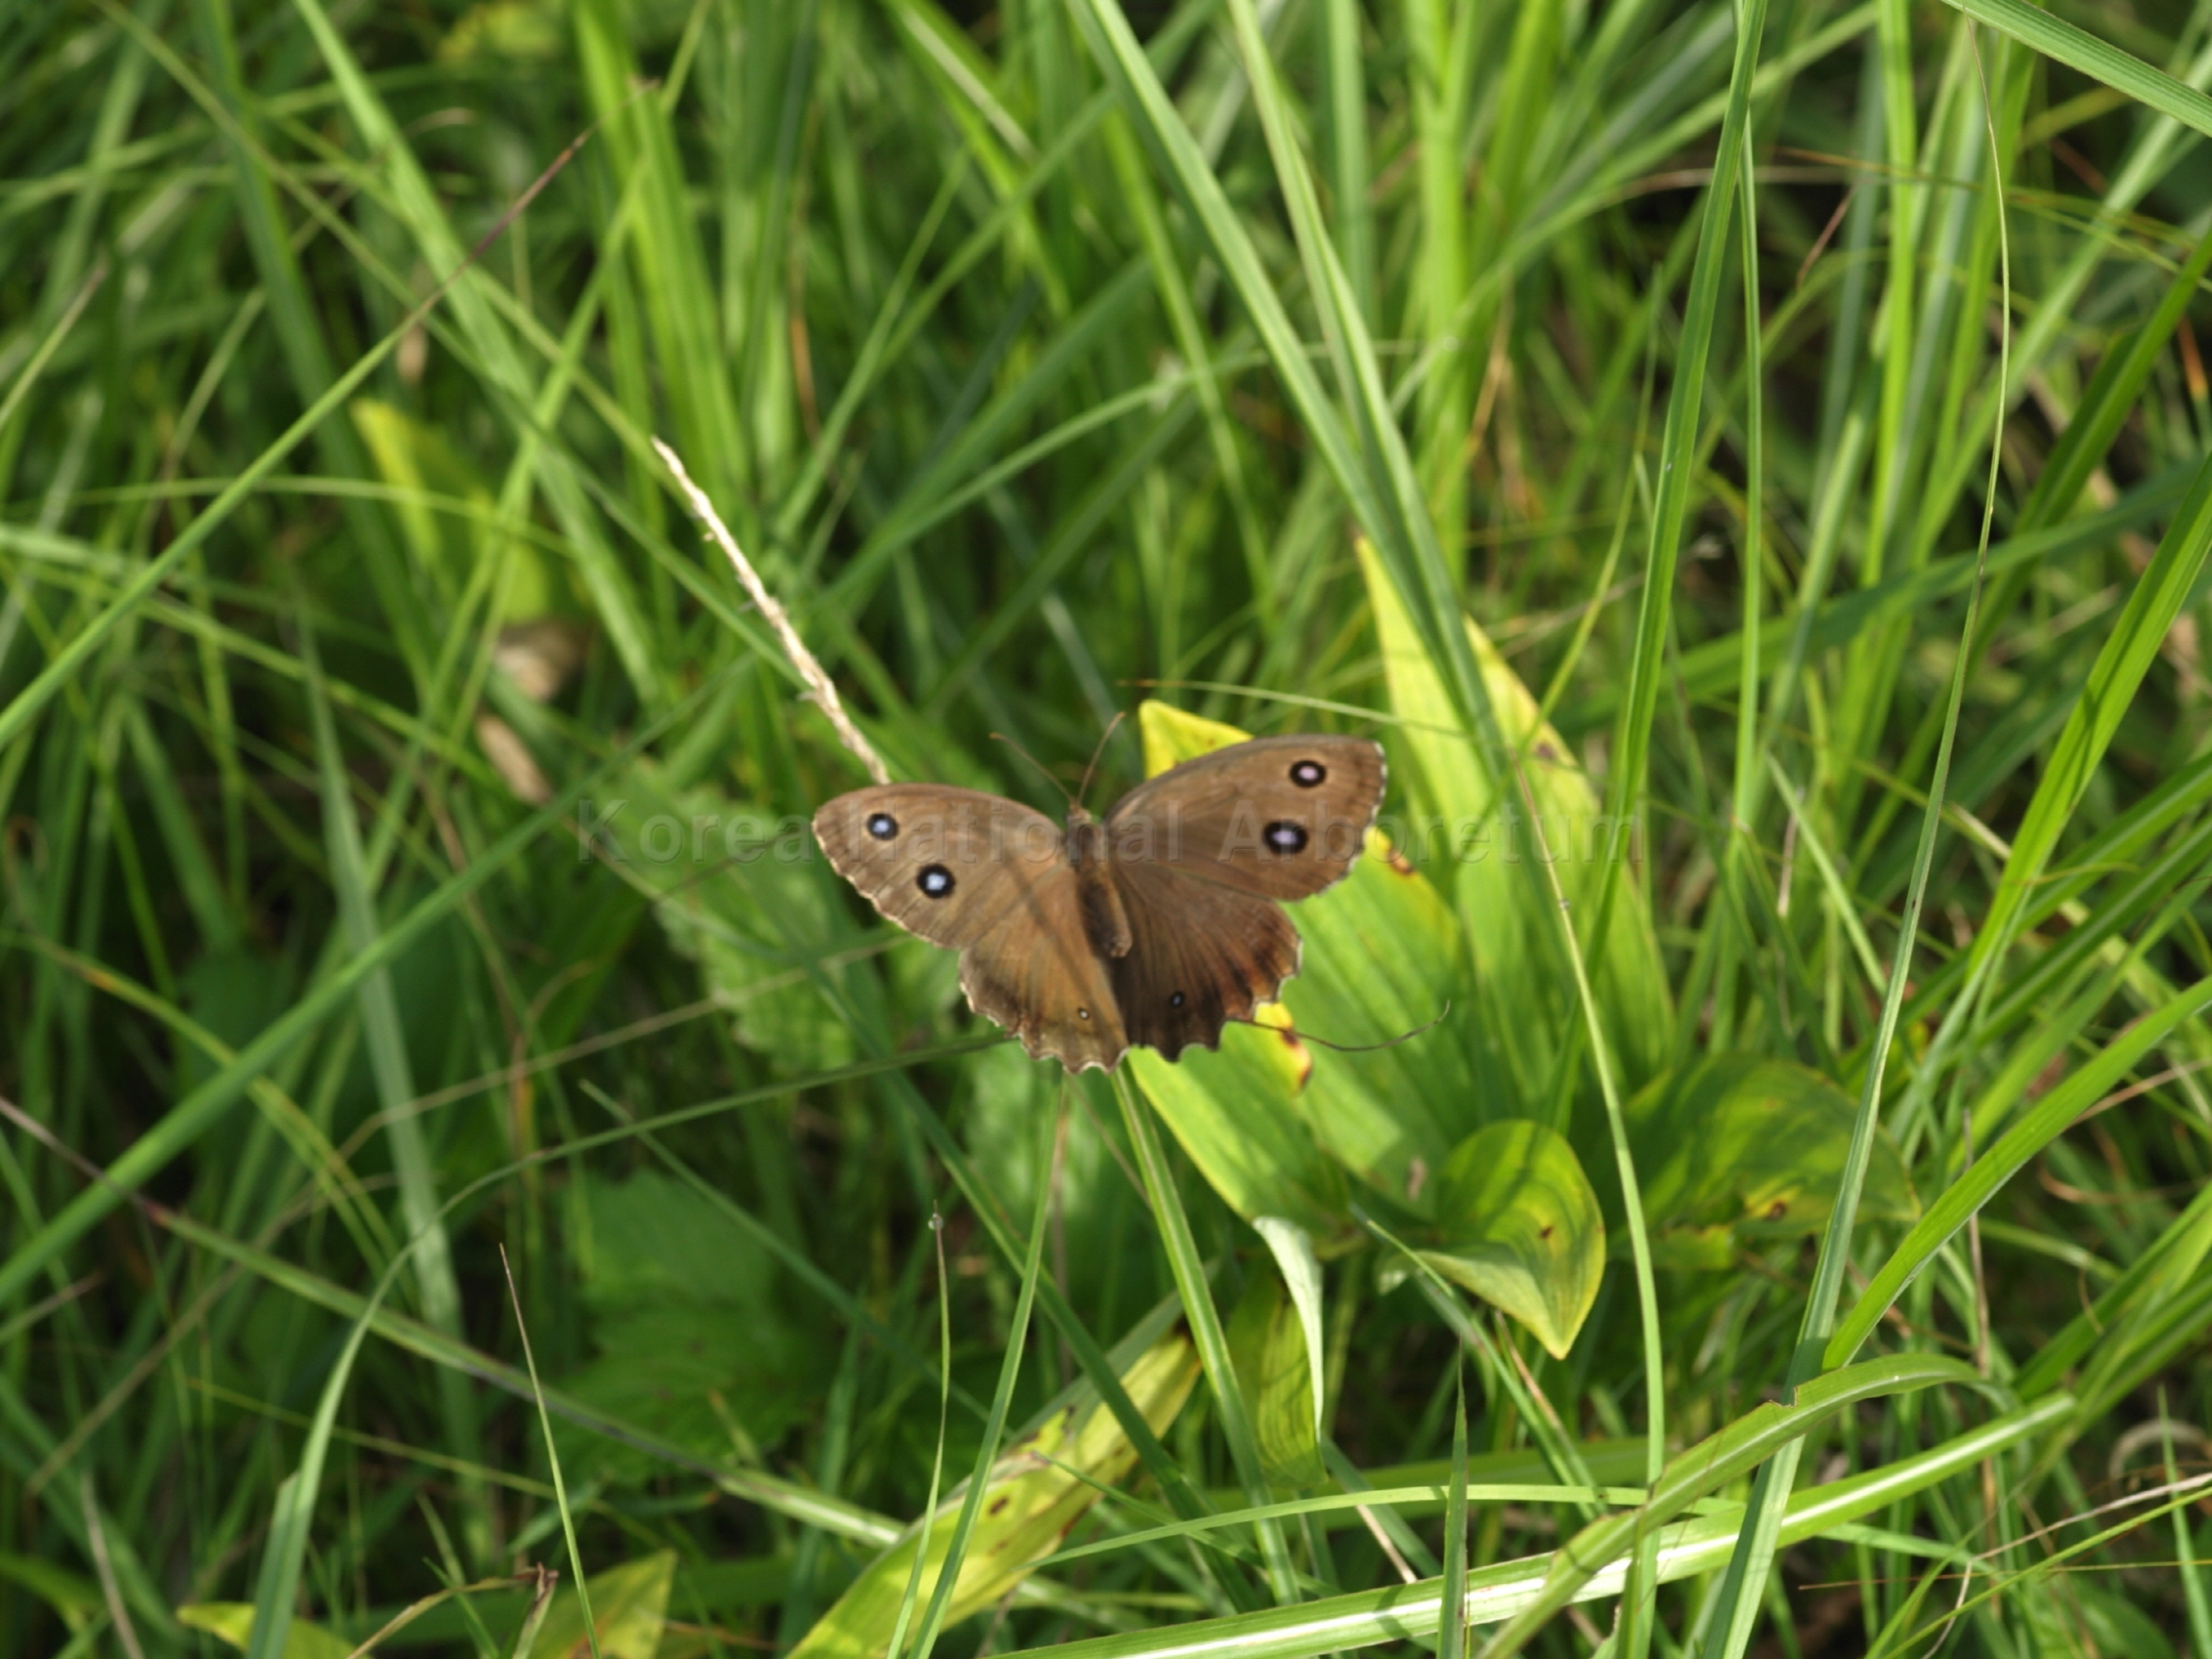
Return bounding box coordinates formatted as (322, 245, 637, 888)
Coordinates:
(656, 436, 889, 786)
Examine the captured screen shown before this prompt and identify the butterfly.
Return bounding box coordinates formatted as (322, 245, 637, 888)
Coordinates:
(812, 735, 1386, 1071)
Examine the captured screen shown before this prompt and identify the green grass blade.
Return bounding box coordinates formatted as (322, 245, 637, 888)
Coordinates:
(898, 1100, 1058, 1659)
(1830, 972, 2212, 1367)
(984, 1387, 2059, 1659)
(0, 684, 710, 1308)
(1940, 0, 2212, 136)
(1115, 1070, 1297, 1603)
(1602, 0, 1770, 900)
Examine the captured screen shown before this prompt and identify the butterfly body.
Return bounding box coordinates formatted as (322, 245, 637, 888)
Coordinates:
(1065, 809, 1136, 959)
(813, 735, 1385, 1072)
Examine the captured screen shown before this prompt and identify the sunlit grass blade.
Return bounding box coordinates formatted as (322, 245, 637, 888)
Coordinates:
(897, 1095, 1057, 1659)
(1941, 0, 2212, 136)
(1831, 971, 2212, 1367)
(985, 1390, 2062, 1659)
(1115, 1070, 1297, 1603)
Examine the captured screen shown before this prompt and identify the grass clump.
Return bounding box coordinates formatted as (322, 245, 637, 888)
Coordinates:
(4, 0, 2212, 1655)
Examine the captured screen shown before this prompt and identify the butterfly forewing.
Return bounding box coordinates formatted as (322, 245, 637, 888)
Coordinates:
(815, 784, 1128, 1070)
(1105, 735, 1385, 901)
(813, 785, 1060, 950)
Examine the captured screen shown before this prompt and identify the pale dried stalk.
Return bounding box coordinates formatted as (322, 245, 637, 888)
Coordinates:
(656, 437, 890, 785)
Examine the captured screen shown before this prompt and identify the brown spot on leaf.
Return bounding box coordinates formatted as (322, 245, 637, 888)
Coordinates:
(1278, 1027, 1314, 1090)
(1539, 1223, 1553, 1241)
(1535, 742, 1559, 763)
(1385, 845, 1417, 876)
(1765, 1199, 1789, 1220)
(988, 1496, 1010, 1517)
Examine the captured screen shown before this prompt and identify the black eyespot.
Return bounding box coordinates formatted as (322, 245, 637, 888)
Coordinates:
(1170, 992, 1185, 1007)
(1263, 820, 1308, 854)
(867, 811, 898, 840)
(1290, 759, 1327, 787)
(917, 864, 955, 898)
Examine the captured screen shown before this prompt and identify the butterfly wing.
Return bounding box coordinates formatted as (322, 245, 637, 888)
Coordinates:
(1104, 735, 1385, 901)
(1107, 859, 1298, 1059)
(814, 785, 1061, 949)
(960, 870, 1129, 1072)
(814, 785, 1127, 1070)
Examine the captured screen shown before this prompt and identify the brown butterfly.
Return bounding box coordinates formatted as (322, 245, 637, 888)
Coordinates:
(813, 736, 1385, 1071)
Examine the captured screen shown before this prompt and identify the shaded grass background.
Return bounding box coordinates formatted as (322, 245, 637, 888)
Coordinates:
(4, 0, 2212, 1652)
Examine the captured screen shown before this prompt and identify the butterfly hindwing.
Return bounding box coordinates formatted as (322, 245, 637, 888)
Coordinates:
(959, 867, 1129, 1072)
(1107, 859, 1299, 1059)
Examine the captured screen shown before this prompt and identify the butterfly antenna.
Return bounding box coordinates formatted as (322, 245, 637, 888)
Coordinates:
(1232, 1000, 1452, 1054)
(989, 733, 1075, 810)
(1075, 711, 1127, 813)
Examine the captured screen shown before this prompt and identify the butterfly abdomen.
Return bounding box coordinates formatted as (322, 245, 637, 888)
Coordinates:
(1066, 814, 1134, 958)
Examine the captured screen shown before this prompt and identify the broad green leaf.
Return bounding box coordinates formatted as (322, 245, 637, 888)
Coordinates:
(1282, 843, 1488, 1204)
(526, 1551, 675, 1659)
(787, 1330, 1200, 1659)
(1416, 1121, 1604, 1360)
(1358, 538, 1672, 1106)
(1576, 1055, 1917, 1270)
(560, 1171, 817, 1477)
(1228, 1260, 1326, 1489)
(178, 1604, 353, 1659)
(608, 758, 902, 1075)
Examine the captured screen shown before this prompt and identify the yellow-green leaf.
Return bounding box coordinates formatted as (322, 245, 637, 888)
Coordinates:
(787, 1330, 1200, 1659)
(1357, 537, 1672, 1104)
(525, 1551, 674, 1659)
(1227, 1259, 1326, 1489)
(1137, 700, 1252, 773)
(1128, 700, 1489, 1222)
(177, 1604, 353, 1659)
(1128, 1018, 1350, 1234)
